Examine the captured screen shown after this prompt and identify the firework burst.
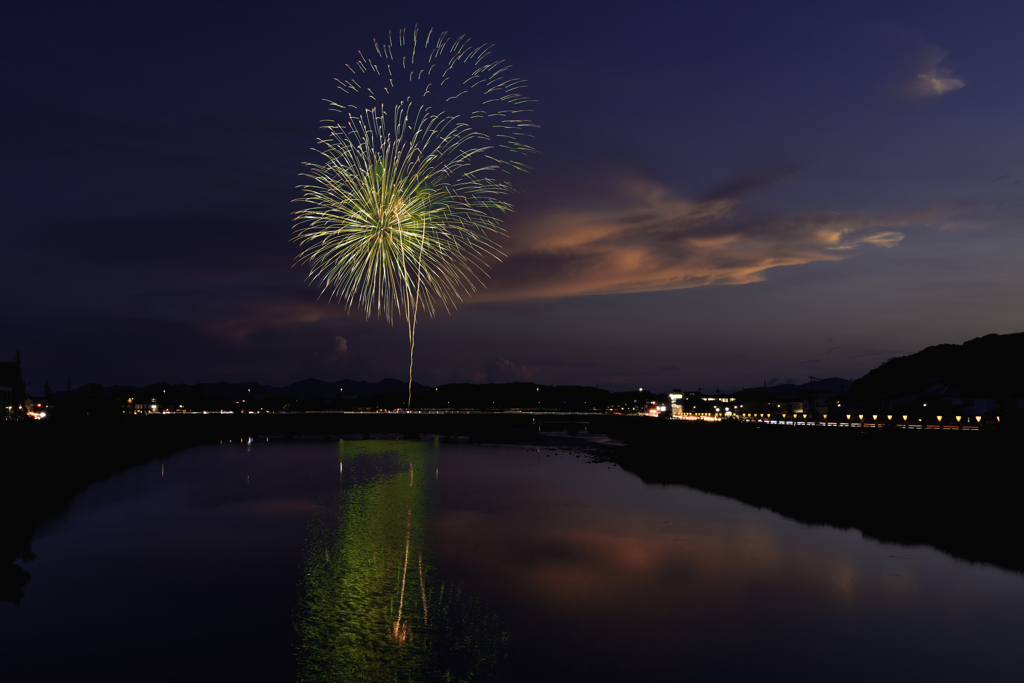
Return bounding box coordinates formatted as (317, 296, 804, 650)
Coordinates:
(332, 26, 535, 172)
(293, 28, 535, 407)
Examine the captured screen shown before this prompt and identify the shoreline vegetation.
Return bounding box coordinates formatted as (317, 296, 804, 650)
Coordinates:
(2, 413, 1020, 604)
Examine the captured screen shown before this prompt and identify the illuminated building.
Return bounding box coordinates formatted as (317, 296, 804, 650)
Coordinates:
(668, 392, 683, 417)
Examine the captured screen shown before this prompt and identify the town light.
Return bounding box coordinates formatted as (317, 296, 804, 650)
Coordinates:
(956, 416, 962, 422)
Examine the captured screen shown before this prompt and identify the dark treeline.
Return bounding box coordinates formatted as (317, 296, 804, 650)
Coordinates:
(405, 383, 657, 411)
(40, 381, 661, 417)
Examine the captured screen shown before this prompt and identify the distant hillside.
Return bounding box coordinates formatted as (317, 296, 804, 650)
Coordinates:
(852, 332, 1024, 398)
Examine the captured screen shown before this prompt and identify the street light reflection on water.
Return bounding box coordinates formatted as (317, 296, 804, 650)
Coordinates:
(2, 441, 1024, 682)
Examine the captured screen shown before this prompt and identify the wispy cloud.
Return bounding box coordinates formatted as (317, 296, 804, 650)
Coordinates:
(488, 356, 536, 382)
(201, 300, 336, 344)
(478, 177, 946, 302)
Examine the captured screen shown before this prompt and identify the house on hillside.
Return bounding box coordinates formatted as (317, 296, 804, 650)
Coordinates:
(875, 380, 949, 411)
(947, 394, 1024, 416)
(869, 379, 1023, 417)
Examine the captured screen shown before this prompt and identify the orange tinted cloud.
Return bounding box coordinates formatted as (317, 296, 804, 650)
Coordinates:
(478, 179, 946, 301)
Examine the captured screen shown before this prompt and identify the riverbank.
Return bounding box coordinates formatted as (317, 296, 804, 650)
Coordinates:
(2, 414, 1020, 603)
(595, 419, 1023, 574)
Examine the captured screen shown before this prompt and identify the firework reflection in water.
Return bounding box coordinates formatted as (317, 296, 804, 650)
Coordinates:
(294, 440, 512, 682)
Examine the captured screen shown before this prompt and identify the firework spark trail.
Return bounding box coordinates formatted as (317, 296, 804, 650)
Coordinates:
(393, 497, 413, 644)
(293, 27, 535, 408)
(418, 553, 428, 625)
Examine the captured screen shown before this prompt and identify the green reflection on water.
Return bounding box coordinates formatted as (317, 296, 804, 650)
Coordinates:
(296, 440, 512, 682)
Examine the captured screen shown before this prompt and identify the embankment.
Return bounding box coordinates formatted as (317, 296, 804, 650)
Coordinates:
(597, 418, 1023, 574)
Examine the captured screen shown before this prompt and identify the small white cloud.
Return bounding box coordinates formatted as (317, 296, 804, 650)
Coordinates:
(897, 45, 965, 100)
(327, 335, 349, 362)
(907, 68, 965, 98)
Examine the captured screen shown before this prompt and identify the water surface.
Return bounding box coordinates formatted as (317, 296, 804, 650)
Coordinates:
(3, 440, 1023, 681)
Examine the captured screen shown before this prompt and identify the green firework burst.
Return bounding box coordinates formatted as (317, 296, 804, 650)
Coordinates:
(293, 28, 535, 407)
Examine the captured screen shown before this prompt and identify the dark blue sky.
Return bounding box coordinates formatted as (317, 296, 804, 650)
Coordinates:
(3, 0, 1023, 392)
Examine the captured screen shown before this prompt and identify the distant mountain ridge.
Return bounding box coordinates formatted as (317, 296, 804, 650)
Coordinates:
(743, 377, 851, 397)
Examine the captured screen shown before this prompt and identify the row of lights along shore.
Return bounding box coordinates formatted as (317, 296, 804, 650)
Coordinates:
(685, 412, 994, 425)
(751, 413, 982, 422)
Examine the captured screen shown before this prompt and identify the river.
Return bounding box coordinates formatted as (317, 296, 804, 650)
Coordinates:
(2, 439, 1023, 681)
